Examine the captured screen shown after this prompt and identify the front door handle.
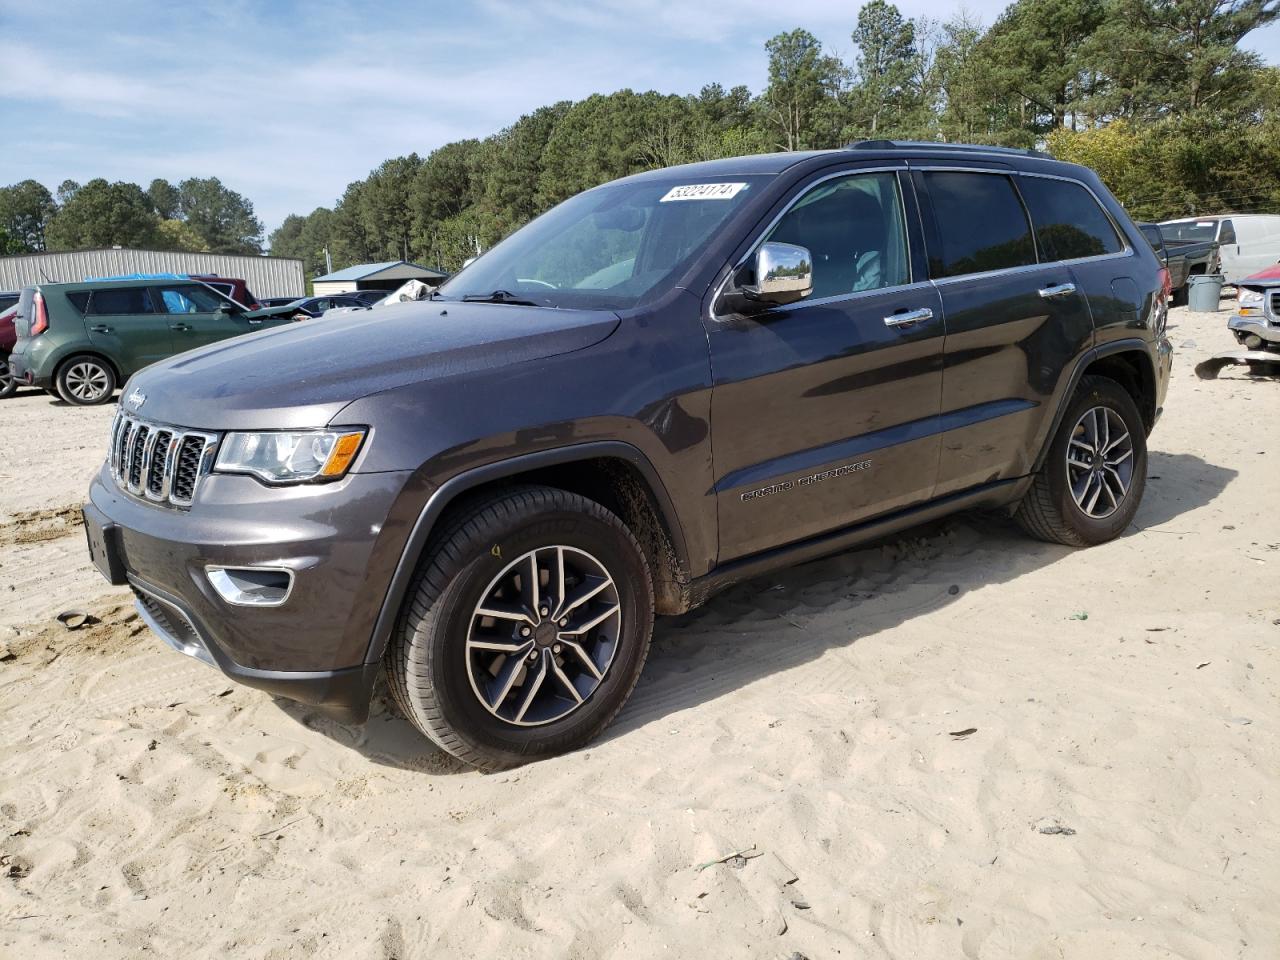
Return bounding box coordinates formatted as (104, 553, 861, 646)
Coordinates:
(89, 324, 112, 333)
(1038, 282, 1077, 299)
(883, 307, 934, 328)
(247, 318, 263, 325)
(170, 323, 192, 332)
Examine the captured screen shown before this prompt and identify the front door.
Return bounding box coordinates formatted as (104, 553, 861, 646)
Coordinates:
(81, 285, 173, 377)
(152, 283, 256, 350)
(707, 168, 946, 562)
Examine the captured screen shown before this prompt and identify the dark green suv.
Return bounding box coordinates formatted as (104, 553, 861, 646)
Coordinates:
(9, 279, 292, 405)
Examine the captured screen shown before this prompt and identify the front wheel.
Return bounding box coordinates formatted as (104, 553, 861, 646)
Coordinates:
(55, 355, 116, 405)
(387, 485, 654, 770)
(1015, 375, 1147, 546)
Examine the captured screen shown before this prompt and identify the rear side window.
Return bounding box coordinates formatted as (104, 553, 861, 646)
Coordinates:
(923, 172, 1035, 278)
(1018, 176, 1124, 261)
(66, 292, 91, 313)
(85, 287, 154, 315)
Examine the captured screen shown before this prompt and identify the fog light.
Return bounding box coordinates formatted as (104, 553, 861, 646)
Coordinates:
(206, 566, 294, 607)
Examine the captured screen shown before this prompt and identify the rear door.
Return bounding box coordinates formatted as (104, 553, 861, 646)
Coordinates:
(1016, 171, 1139, 351)
(914, 168, 1095, 498)
(80, 285, 173, 376)
(707, 166, 946, 561)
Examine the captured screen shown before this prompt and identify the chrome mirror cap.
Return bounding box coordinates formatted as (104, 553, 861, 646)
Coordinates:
(745, 242, 813, 306)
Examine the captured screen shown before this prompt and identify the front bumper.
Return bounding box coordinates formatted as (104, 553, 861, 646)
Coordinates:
(1228, 314, 1280, 344)
(87, 463, 417, 722)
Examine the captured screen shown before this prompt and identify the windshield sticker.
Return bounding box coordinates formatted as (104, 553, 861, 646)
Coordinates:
(660, 182, 748, 202)
(1196, 221, 1216, 226)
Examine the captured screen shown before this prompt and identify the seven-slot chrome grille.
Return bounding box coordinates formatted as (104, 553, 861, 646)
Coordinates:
(109, 414, 219, 507)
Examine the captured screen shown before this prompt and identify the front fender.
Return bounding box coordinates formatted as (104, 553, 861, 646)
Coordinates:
(359, 440, 692, 667)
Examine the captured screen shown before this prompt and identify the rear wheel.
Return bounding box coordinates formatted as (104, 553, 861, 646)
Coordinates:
(55, 355, 116, 405)
(387, 485, 654, 770)
(1015, 375, 1147, 546)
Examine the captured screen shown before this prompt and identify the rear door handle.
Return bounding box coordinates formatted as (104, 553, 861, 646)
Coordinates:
(89, 324, 112, 333)
(883, 307, 934, 328)
(1038, 282, 1077, 299)
(170, 323, 192, 332)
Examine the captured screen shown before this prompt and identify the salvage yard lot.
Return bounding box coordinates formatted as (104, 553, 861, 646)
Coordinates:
(1, 305, 1277, 959)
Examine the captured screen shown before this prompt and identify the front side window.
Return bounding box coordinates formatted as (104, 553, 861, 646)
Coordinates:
(1018, 176, 1123, 261)
(924, 172, 1036, 278)
(438, 176, 767, 310)
(763, 172, 910, 300)
(155, 284, 226, 314)
(86, 286, 153, 315)
(1219, 220, 1237, 244)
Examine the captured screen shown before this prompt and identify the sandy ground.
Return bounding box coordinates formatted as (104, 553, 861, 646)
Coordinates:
(1, 304, 1277, 959)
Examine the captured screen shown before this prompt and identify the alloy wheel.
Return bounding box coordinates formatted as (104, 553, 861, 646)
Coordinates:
(466, 545, 622, 727)
(1066, 405, 1134, 519)
(64, 361, 111, 402)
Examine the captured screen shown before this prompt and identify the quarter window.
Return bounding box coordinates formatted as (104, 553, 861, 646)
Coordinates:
(923, 172, 1036, 278)
(84, 287, 154, 315)
(764, 172, 910, 299)
(1018, 176, 1124, 261)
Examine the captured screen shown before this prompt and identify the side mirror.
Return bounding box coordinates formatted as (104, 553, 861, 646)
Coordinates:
(217, 301, 235, 314)
(741, 242, 813, 307)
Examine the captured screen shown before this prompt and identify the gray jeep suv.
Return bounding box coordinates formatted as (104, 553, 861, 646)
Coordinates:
(84, 142, 1172, 769)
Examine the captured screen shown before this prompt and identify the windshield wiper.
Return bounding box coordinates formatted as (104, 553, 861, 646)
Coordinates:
(460, 289, 541, 306)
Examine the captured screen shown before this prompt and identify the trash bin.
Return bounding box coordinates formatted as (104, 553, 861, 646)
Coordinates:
(1187, 274, 1225, 312)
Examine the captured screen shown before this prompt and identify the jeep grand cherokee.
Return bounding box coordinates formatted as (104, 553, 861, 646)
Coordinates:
(83, 141, 1173, 769)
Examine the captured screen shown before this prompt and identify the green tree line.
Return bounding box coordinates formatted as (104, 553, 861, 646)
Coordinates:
(5, 0, 1276, 276)
(0, 176, 263, 257)
(273, 0, 1279, 277)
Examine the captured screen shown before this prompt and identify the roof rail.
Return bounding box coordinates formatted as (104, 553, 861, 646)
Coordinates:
(846, 139, 1051, 159)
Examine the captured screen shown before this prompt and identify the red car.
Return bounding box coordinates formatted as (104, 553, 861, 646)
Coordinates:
(0, 302, 19, 398)
(192, 275, 260, 309)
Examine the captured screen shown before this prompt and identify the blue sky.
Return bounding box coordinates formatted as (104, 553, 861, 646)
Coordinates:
(2, 0, 1277, 237)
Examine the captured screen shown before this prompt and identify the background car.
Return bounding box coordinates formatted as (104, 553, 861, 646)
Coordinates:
(246, 294, 370, 322)
(0, 302, 18, 398)
(7, 278, 294, 405)
(341, 289, 395, 307)
(0, 291, 19, 314)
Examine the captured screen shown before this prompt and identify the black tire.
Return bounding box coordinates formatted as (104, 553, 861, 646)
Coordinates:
(0, 358, 15, 399)
(387, 485, 654, 770)
(1015, 375, 1147, 546)
(55, 354, 116, 405)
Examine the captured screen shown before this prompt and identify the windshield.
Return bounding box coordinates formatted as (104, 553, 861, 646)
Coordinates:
(1160, 220, 1218, 242)
(437, 176, 768, 310)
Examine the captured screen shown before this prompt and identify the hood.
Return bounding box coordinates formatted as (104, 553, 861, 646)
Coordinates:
(244, 302, 308, 320)
(1242, 263, 1280, 284)
(125, 299, 620, 430)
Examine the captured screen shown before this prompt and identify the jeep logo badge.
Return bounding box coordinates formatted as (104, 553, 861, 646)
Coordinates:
(127, 389, 146, 409)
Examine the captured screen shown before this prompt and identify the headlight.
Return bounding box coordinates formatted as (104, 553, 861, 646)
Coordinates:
(215, 429, 366, 483)
(1238, 288, 1264, 305)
